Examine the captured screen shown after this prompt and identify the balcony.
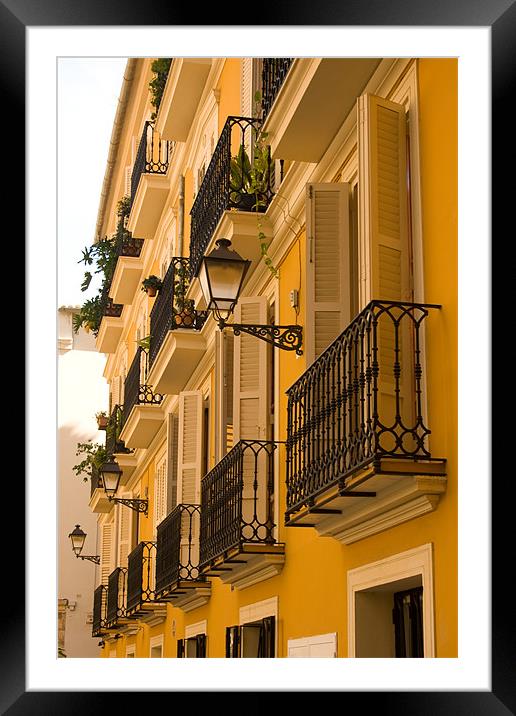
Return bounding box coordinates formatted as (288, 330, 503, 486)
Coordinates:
(200, 440, 285, 590)
(155, 58, 212, 142)
(146, 257, 208, 395)
(88, 466, 111, 513)
(285, 301, 447, 543)
(261, 58, 294, 121)
(96, 288, 125, 354)
(92, 585, 107, 637)
(127, 121, 171, 239)
(105, 404, 136, 484)
(126, 541, 167, 625)
(109, 231, 145, 305)
(105, 567, 130, 630)
(188, 116, 274, 282)
(119, 347, 164, 449)
(155, 504, 211, 612)
(262, 58, 381, 163)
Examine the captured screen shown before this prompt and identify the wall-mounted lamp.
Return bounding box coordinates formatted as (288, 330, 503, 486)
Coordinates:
(68, 525, 100, 565)
(198, 239, 303, 355)
(100, 456, 148, 515)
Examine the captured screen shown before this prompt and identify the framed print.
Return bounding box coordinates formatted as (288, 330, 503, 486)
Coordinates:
(10, 0, 510, 712)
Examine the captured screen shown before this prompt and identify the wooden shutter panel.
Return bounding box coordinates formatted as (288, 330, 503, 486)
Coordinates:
(177, 639, 184, 658)
(261, 616, 275, 658)
(166, 413, 179, 513)
(117, 495, 132, 568)
(357, 93, 411, 307)
(241, 58, 253, 117)
(216, 330, 234, 460)
(233, 297, 269, 442)
(306, 183, 351, 365)
(196, 633, 207, 658)
(124, 165, 132, 197)
(154, 455, 167, 532)
(100, 522, 114, 586)
(178, 391, 203, 503)
(358, 94, 414, 433)
(226, 626, 240, 658)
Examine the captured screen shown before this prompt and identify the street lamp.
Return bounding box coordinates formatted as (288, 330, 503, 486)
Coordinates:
(198, 239, 303, 355)
(99, 455, 148, 515)
(68, 525, 100, 565)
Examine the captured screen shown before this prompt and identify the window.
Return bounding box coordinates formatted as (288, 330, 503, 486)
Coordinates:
(177, 634, 207, 658)
(225, 617, 275, 658)
(347, 544, 434, 657)
(150, 635, 163, 658)
(287, 632, 337, 658)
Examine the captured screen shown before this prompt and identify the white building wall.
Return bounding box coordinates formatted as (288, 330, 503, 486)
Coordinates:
(58, 306, 108, 657)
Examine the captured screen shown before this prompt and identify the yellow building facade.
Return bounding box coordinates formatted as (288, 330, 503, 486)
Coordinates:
(86, 56, 457, 658)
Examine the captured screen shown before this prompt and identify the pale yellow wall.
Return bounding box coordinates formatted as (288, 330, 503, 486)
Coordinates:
(216, 59, 241, 133)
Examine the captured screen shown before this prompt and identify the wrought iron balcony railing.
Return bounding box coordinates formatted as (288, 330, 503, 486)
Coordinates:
(122, 347, 163, 428)
(155, 504, 205, 599)
(99, 284, 123, 319)
(285, 300, 441, 517)
(261, 58, 293, 121)
(90, 465, 103, 498)
(92, 584, 107, 636)
(148, 257, 208, 369)
(105, 567, 127, 628)
(200, 440, 278, 570)
(105, 404, 131, 456)
(114, 228, 144, 259)
(126, 541, 158, 616)
(189, 115, 274, 279)
(130, 121, 171, 209)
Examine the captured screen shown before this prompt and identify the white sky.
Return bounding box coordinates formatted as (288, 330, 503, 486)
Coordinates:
(57, 58, 127, 307)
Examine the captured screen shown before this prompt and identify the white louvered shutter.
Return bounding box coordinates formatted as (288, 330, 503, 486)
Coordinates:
(178, 392, 203, 568)
(124, 165, 132, 198)
(233, 296, 269, 530)
(306, 183, 351, 365)
(216, 330, 234, 460)
(100, 522, 114, 586)
(166, 413, 179, 513)
(154, 454, 167, 534)
(357, 94, 414, 435)
(117, 495, 132, 568)
(178, 391, 203, 504)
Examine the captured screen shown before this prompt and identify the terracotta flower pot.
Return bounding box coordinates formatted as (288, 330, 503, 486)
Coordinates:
(97, 416, 108, 430)
(147, 286, 158, 297)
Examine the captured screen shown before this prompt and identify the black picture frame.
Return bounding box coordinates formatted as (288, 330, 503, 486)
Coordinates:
(10, 1, 508, 711)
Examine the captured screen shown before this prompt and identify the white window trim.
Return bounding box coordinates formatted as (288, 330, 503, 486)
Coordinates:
(185, 619, 207, 639)
(126, 644, 136, 658)
(149, 634, 164, 658)
(239, 596, 279, 657)
(287, 632, 338, 658)
(347, 543, 435, 658)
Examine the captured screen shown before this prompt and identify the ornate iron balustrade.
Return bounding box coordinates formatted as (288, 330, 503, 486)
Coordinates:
(115, 228, 144, 259)
(90, 465, 103, 498)
(189, 115, 274, 279)
(105, 404, 131, 456)
(130, 121, 171, 208)
(148, 257, 208, 369)
(122, 347, 163, 427)
(199, 440, 278, 570)
(99, 284, 123, 319)
(92, 585, 107, 636)
(155, 504, 204, 598)
(126, 541, 157, 616)
(261, 58, 293, 121)
(105, 567, 127, 628)
(285, 300, 441, 517)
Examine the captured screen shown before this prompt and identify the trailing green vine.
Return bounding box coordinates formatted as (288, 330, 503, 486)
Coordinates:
(73, 441, 107, 482)
(73, 196, 131, 335)
(149, 58, 172, 120)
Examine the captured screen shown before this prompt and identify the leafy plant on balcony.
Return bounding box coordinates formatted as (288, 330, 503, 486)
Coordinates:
(149, 58, 172, 120)
(141, 275, 162, 296)
(173, 262, 195, 321)
(73, 441, 107, 482)
(229, 91, 278, 278)
(73, 196, 131, 335)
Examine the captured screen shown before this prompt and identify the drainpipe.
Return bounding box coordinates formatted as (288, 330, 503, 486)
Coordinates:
(177, 174, 185, 256)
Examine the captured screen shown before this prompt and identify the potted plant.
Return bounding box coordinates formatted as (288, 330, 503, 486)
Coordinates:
(141, 275, 162, 297)
(73, 442, 107, 483)
(173, 264, 195, 327)
(95, 411, 109, 430)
